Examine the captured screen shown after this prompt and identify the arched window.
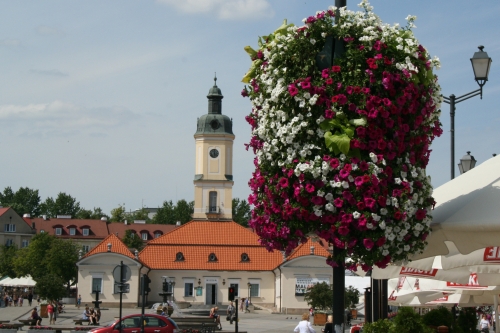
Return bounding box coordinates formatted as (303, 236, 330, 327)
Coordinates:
(209, 191, 217, 213)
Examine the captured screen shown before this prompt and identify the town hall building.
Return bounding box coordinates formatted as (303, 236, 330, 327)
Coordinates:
(76, 78, 350, 314)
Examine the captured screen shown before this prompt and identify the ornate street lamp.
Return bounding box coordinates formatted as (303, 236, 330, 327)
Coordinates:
(443, 46, 492, 179)
(458, 151, 477, 174)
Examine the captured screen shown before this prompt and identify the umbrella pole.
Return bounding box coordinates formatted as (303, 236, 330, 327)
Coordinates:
(495, 295, 499, 333)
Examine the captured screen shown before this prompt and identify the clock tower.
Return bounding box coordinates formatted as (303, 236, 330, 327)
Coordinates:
(193, 76, 234, 220)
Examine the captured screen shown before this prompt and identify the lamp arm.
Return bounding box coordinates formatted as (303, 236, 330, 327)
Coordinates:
(441, 87, 482, 105)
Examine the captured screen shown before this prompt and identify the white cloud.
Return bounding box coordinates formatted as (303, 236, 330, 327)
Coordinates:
(0, 39, 21, 47)
(30, 69, 69, 77)
(156, 0, 274, 20)
(36, 25, 64, 36)
(0, 101, 137, 135)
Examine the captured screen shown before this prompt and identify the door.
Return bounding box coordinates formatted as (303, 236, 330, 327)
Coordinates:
(205, 283, 217, 305)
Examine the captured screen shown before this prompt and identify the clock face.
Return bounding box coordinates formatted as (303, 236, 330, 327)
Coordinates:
(209, 149, 219, 158)
(210, 119, 221, 130)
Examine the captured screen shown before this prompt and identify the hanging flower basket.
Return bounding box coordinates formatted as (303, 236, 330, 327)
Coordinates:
(242, 0, 442, 269)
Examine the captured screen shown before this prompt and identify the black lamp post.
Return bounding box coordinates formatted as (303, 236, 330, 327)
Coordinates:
(458, 151, 477, 174)
(443, 46, 492, 179)
(247, 282, 251, 304)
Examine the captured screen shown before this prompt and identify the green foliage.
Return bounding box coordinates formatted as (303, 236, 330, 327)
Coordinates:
(363, 319, 394, 333)
(76, 207, 109, 220)
(422, 307, 454, 331)
(151, 200, 194, 225)
(304, 282, 332, 311)
(456, 307, 479, 333)
(40, 192, 81, 218)
(0, 186, 41, 217)
(392, 307, 434, 333)
(232, 198, 251, 227)
(13, 233, 79, 300)
(122, 229, 144, 250)
(0, 244, 19, 278)
(110, 205, 127, 222)
(127, 207, 151, 223)
(344, 285, 360, 308)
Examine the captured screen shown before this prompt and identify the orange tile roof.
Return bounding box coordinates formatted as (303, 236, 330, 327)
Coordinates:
(27, 217, 109, 239)
(140, 221, 283, 271)
(108, 223, 177, 241)
(148, 221, 261, 246)
(84, 233, 137, 260)
(287, 238, 331, 260)
(0, 207, 10, 216)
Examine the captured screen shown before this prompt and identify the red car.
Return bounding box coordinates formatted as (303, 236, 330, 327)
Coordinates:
(89, 314, 179, 333)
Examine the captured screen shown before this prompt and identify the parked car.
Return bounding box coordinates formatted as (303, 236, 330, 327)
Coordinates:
(89, 314, 179, 333)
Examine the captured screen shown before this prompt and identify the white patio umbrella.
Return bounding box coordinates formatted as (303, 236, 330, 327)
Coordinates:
(411, 154, 500, 260)
(0, 277, 13, 286)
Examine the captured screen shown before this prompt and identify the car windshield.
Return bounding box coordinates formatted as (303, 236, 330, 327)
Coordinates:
(167, 318, 179, 329)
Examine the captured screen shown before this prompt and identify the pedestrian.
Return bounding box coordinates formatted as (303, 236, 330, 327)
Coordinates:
(239, 298, 245, 312)
(28, 292, 33, 306)
(294, 313, 316, 333)
(13, 294, 18, 307)
(37, 295, 40, 304)
(30, 307, 42, 325)
(77, 294, 82, 309)
(227, 301, 235, 324)
(19, 295, 23, 307)
(245, 298, 249, 313)
(47, 301, 55, 325)
(480, 314, 490, 333)
(323, 315, 333, 333)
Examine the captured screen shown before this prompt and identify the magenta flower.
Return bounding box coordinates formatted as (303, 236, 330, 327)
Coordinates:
(363, 238, 374, 250)
(288, 84, 298, 96)
(305, 183, 315, 193)
(333, 198, 344, 208)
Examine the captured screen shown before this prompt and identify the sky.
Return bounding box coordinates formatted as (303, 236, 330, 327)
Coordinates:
(1, 0, 499, 216)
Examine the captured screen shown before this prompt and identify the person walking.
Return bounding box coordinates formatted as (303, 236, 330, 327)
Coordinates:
(239, 298, 245, 312)
(323, 315, 333, 333)
(77, 294, 82, 309)
(480, 314, 490, 333)
(47, 302, 55, 325)
(294, 313, 316, 333)
(227, 301, 235, 324)
(28, 293, 33, 307)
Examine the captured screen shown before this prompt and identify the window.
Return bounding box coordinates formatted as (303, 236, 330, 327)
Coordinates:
(82, 245, 90, 253)
(69, 228, 76, 235)
(241, 253, 250, 262)
(142, 232, 148, 241)
(22, 240, 29, 248)
(209, 191, 217, 212)
(55, 227, 62, 235)
(82, 228, 89, 236)
(4, 224, 16, 232)
(5, 239, 13, 246)
(230, 283, 239, 297)
(154, 232, 162, 238)
(91, 274, 103, 293)
(176, 252, 185, 261)
(208, 253, 218, 262)
(249, 280, 260, 297)
(184, 283, 194, 297)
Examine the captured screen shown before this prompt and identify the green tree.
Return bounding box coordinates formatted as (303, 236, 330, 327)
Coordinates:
(110, 205, 126, 222)
(344, 285, 360, 308)
(13, 233, 79, 300)
(151, 200, 194, 225)
(0, 186, 41, 217)
(40, 192, 81, 218)
(76, 207, 110, 220)
(232, 198, 251, 226)
(0, 244, 19, 278)
(392, 307, 434, 333)
(122, 229, 144, 250)
(126, 207, 151, 223)
(304, 282, 332, 311)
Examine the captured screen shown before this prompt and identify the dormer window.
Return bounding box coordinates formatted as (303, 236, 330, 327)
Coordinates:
(69, 228, 76, 236)
(55, 227, 62, 235)
(241, 253, 250, 262)
(208, 253, 218, 262)
(154, 232, 162, 238)
(82, 228, 89, 236)
(176, 252, 185, 261)
(142, 232, 148, 241)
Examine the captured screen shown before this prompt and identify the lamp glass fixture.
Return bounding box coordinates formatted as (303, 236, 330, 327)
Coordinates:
(458, 151, 477, 174)
(471, 46, 492, 86)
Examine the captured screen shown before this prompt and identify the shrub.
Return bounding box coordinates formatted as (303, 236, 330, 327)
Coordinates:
(456, 307, 479, 333)
(422, 307, 454, 331)
(392, 307, 434, 333)
(363, 319, 394, 333)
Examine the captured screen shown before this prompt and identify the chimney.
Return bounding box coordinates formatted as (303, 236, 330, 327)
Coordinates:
(56, 215, 72, 219)
(176, 221, 181, 226)
(134, 249, 139, 259)
(42, 215, 47, 220)
(23, 213, 31, 218)
(124, 220, 128, 225)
